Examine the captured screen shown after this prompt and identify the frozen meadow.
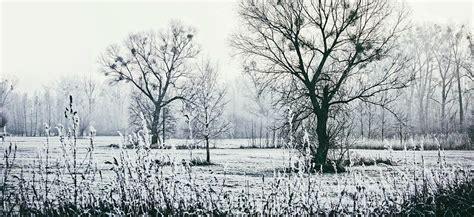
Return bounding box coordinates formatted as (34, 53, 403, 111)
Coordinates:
(4, 136, 473, 173)
(1, 135, 473, 215)
(1, 0, 473, 215)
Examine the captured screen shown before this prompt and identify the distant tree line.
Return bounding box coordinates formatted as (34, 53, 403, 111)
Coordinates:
(353, 24, 472, 140)
(0, 76, 129, 136)
(1, 1, 472, 165)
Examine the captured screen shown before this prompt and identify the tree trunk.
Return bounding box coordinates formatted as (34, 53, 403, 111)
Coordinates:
(381, 107, 385, 141)
(205, 135, 210, 163)
(272, 128, 276, 148)
(313, 108, 330, 165)
(368, 106, 373, 139)
(441, 85, 447, 133)
(418, 90, 425, 134)
(251, 122, 255, 147)
(425, 69, 434, 133)
(455, 64, 464, 131)
(151, 106, 161, 145)
(162, 108, 166, 144)
(359, 103, 364, 138)
(259, 117, 262, 148)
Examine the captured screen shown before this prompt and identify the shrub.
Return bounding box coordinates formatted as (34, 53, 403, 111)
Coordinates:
(401, 178, 474, 215)
(190, 157, 216, 166)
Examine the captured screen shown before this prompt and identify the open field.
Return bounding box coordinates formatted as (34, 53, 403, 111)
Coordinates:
(2, 0, 473, 215)
(2, 136, 473, 215)
(3, 136, 473, 173)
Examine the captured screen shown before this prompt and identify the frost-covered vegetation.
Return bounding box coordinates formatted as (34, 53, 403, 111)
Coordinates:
(353, 133, 472, 150)
(1, 97, 472, 215)
(1, 0, 473, 215)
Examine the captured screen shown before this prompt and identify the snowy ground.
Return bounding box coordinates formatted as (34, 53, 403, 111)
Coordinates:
(2, 136, 474, 194)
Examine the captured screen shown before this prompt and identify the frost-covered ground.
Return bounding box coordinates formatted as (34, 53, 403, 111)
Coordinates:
(2, 136, 473, 192)
(1, 136, 473, 214)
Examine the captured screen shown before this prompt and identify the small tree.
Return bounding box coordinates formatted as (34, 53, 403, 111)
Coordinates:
(0, 77, 15, 135)
(187, 60, 229, 163)
(82, 76, 98, 136)
(0, 78, 15, 108)
(100, 22, 199, 144)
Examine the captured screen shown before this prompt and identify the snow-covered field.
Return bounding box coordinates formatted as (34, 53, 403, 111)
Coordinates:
(2, 136, 473, 214)
(4, 136, 473, 165)
(2, 136, 473, 190)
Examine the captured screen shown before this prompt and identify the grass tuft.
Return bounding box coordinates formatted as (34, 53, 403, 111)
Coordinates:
(189, 158, 216, 166)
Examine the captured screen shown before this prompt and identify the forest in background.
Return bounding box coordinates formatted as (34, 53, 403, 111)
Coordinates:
(0, 23, 473, 148)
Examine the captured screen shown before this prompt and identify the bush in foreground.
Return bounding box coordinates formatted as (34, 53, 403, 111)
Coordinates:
(402, 178, 474, 216)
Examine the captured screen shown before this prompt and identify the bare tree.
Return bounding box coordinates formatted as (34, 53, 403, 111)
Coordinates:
(0, 77, 15, 135)
(42, 86, 53, 128)
(0, 78, 16, 108)
(449, 26, 470, 131)
(409, 26, 436, 134)
(100, 22, 199, 144)
(32, 93, 40, 136)
(22, 94, 28, 136)
(82, 76, 98, 136)
(232, 0, 410, 165)
(186, 60, 229, 163)
(433, 25, 455, 133)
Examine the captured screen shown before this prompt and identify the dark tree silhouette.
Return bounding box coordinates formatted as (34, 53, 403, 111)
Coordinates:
(232, 0, 411, 165)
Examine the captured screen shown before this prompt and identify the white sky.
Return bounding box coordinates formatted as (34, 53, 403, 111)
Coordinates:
(1, 0, 473, 93)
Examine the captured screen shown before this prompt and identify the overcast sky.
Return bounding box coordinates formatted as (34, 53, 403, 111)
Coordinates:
(1, 0, 473, 93)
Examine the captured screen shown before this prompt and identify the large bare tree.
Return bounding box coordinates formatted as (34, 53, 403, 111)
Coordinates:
(232, 0, 410, 165)
(100, 22, 199, 144)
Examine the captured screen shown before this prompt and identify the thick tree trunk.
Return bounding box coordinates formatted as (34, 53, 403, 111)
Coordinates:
(307, 86, 332, 165)
(313, 108, 330, 165)
(205, 136, 210, 163)
(151, 106, 161, 145)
